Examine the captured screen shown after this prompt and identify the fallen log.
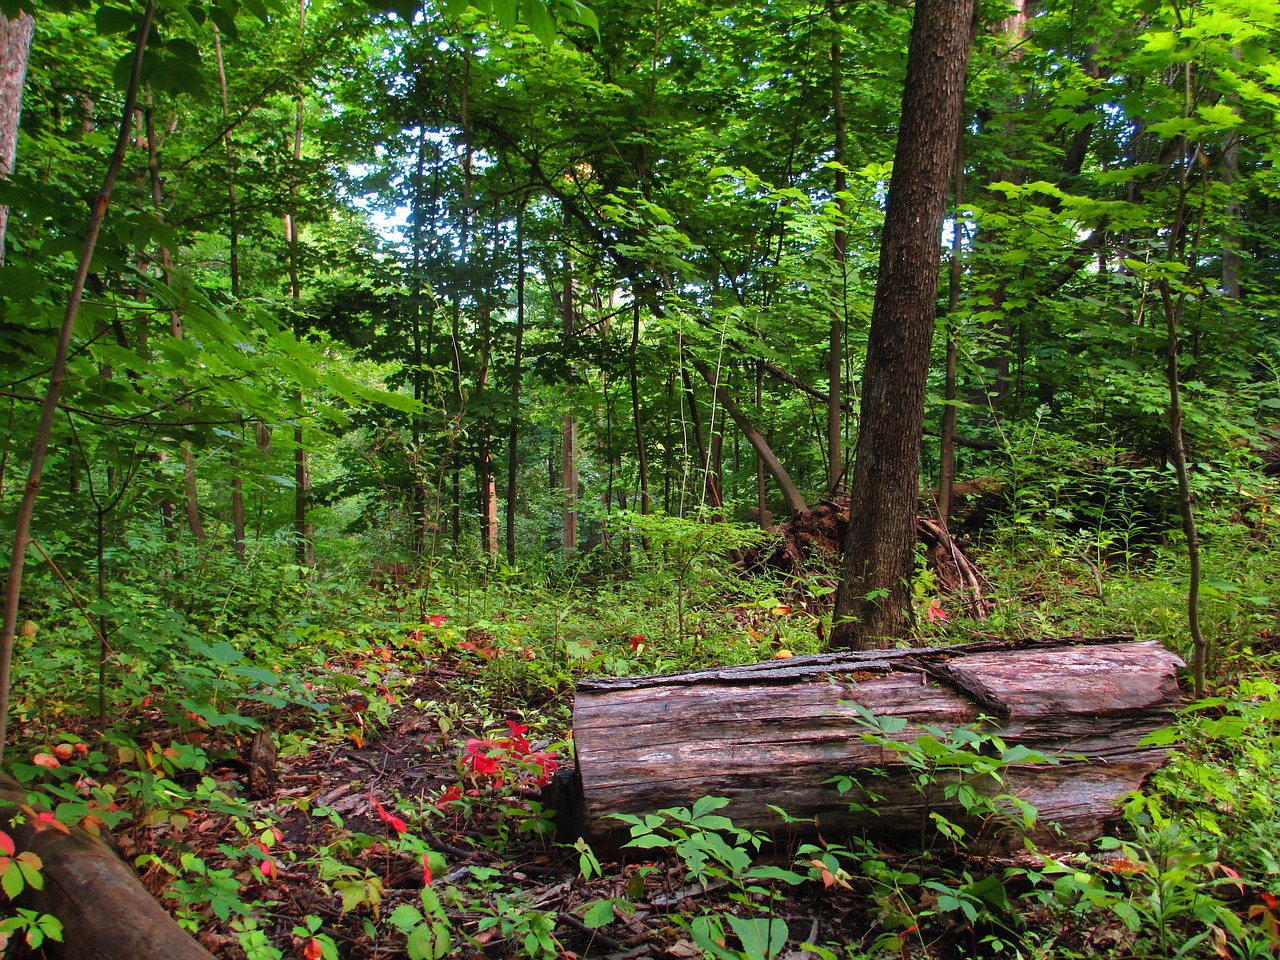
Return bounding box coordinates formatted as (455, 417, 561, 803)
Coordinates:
(0, 772, 215, 960)
(566, 637, 1183, 855)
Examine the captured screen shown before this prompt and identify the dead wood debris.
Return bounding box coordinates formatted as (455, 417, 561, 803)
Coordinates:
(740, 497, 992, 618)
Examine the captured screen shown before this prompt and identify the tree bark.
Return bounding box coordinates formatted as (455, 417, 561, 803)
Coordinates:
(567, 638, 1182, 854)
(0, 773, 216, 960)
(0, 9, 33, 265)
(827, 0, 848, 494)
(629, 302, 651, 514)
(506, 206, 527, 563)
(561, 218, 578, 556)
(831, 0, 976, 650)
(0, 10, 33, 264)
(287, 0, 312, 567)
(938, 120, 965, 527)
(144, 101, 204, 544)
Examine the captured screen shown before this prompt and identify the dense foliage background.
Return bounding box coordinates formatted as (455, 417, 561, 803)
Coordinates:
(1, 0, 1279, 955)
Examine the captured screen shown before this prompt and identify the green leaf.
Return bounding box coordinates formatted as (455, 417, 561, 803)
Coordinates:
(690, 796, 730, 819)
(1, 862, 24, 899)
(726, 915, 789, 960)
(623, 834, 672, 849)
(581, 899, 617, 928)
(524, 0, 555, 43)
(95, 5, 135, 33)
(389, 903, 424, 932)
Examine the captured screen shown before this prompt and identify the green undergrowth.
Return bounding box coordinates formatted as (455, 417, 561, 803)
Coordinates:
(1, 501, 1279, 956)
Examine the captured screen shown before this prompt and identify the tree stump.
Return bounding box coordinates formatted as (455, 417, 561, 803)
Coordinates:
(567, 637, 1183, 854)
(0, 773, 215, 960)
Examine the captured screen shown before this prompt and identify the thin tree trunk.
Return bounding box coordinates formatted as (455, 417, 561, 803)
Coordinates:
(212, 27, 240, 299)
(831, 0, 976, 650)
(938, 120, 965, 527)
(214, 27, 247, 560)
(0, 10, 34, 264)
(287, 0, 311, 567)
(506, 207, 526, 564)
(410, 130, 429, 556)
(144, 101, 204, 543)
(1159, 70, 1207, 697)
(448, 50, 473, 549)
(755, 362, 771, 528)
(1220, 122, 1241, 301)
(561, 213, 578, 557)
(681, 367, 718, 510)
(629, 302, 650, 514)
(827, 0, 847, 494)
(0, 0, 156, 761)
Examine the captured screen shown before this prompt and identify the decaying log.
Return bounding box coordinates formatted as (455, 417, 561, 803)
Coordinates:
(568, 637, 1183, 854)
(0, 773, 215, 960)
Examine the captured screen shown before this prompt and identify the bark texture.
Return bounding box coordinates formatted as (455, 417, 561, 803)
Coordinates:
(569, 638, 1182, 855)
(831, 0, 976, 649)
(0, 10, 34, 263)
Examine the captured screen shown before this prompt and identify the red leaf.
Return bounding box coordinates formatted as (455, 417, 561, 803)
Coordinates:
(304, 939, 324, 960)
(0, 831, 13, 856)
(1263, 891, 1278, 911)
(371, 795, 407, 834)
(927, 600, 949, 623)
(435, 784, 463, 808)
(422, 853, 433, 886)
(463, 739, 502, 777)
(630, 635, 645, 651)
(428, 615, 448, 628)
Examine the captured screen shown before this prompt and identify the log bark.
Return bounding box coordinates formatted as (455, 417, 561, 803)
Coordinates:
(568, 638, 1182, 855)
(0, 773, 215, 960)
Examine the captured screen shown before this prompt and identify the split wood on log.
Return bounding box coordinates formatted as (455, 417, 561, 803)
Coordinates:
(566, 637, 1183, 855)
(0, 772, 215, 960)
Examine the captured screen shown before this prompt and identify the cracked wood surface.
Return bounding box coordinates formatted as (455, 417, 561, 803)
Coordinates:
(572, 638, 1183, 853)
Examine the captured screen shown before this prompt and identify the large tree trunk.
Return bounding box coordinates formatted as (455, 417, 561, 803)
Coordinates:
(565, 638, 1182, 855)
(0, 10, 33, 264)
(831, 0, 976, 649)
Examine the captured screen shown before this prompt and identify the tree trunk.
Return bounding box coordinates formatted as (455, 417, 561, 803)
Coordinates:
(0, 10, 34, 264)
(0, 773, 216, 960)
(755, 363, 771, 528)
(1159, 95, 1206, 696)
(827, 0, 848, 494)
(144, 101, 204, 544)
(561, 226, 578, 556)
(287, 0, 311, 567)
(938, 120, 965, 527)
(506, 207, 526, 563)
(831, 0, 976, 650)
(564, 638, 1182, 854)
(630, 302, 651, 514)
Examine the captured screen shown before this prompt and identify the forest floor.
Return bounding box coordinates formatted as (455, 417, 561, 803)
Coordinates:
(98, 642, 888, 960)
(8, 503, 1280, 959)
